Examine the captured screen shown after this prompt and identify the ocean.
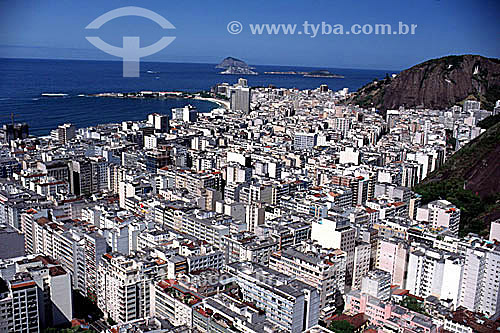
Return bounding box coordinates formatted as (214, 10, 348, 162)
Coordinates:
(0, 58, 392, 135)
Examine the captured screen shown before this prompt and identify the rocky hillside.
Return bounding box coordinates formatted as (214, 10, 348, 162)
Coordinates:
(350, 55, 500, 111)
(414, 119, 500, 236)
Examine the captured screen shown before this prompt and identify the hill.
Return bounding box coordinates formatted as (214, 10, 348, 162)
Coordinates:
(215, 57, 251, 69)
(350, 55, 500, 111)
(414, 118, 500, 236)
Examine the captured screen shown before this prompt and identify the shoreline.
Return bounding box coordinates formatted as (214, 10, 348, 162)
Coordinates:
(84, 91, 229, 110)
(192, 96, 230, 109)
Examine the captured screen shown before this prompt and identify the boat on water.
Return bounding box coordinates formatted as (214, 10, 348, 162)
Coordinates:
(147, 70, 160, 74)
(41, 93, 68, 97)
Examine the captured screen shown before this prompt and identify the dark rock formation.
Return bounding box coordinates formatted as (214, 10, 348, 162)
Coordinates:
(351, 55, 500, 111)
(216, 57, 251, 69)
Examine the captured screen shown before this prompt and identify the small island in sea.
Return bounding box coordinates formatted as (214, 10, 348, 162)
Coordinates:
(264, 69, 344, 78)
(304, 70, 344, 78)
(216, 57, 258, 75)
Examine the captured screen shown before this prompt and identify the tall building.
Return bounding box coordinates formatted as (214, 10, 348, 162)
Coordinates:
(417, 200, 461, 236)
(245, 203, 265, 233)
(227, 262, 319, 333)
(97, 252, 168, 324)
(67, 158, 108, 196)
(376, 238, 408, 287)
(406, 245, 463, 306)
(463, 100, 480, 113)
(226, 163, 252, 184)
(0, 254, 73, 329)
(490, 220, 500, 242)
(0, 123, 29, 143)
(172, 105, 198, 122)
(51, 123, 76, 144)
(351, 241, 371, 290)
(68, 159, 92, 196)
(84, 232, 108, 302)
(0, 275, 39, 332)
(147, 113, 170, 132)
(0, 158, 21, 178)
(151, 279, 201, 327)
(458, 244, 500, 318)
(361, 269, 392, 302)
(269, 246, 346, 319)
(0, 224, 25, 259)
(294, 132, 317, 150)
(230, 82, 251, 114)
(332, 117, 351, 138)
(311, 217, 355, 287)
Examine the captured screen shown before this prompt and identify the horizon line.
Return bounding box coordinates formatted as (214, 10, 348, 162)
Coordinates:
(0, 55, 400, 73)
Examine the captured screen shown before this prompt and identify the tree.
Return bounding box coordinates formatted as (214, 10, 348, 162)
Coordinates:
(329, 320, 355, 333)
(107, 317, 117, 326)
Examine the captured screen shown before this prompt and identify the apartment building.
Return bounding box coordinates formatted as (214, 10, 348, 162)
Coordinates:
(269, 246, 346, 319)
(417, 200, 460, 236)
(0, 274, 39, 333)
(351, 241, 371, 290)
(227, 261, 319, 333)
(360, 269, 392, 302)
(151, 279, 201, 326)
(376, 237, 408, 287)
(458, 244, 500, 318)
(346, 289, 439, 333)
(311, 217, 356, 287)
(406, 245, 463, 306)
(97, 252, 168, 324)
(0, 254, 73, 329)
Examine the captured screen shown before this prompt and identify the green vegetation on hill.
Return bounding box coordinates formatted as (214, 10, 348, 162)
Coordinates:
(414, 121, 500, 236)
(478, 113, 500, 129)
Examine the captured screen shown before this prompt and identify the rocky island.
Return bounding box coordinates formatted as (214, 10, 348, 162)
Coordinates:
(264, 69, 344, 78)
(303, 70, 344, 78)
(216, 57, 258, 75)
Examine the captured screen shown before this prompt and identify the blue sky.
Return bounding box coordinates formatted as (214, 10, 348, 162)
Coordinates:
(0, 0, 498, 70)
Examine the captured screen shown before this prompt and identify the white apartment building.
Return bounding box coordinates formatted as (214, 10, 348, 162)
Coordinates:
(269, 246, 346, 320)
(311, 217, 355, 287)
(376, 238, 408, 287)
(151, 280, 201, 327)
(351, 241, 371, 290)
(0, 254, 73, 329)
(417, 200, 460, 236)
(458, 244, 500, 318)
(294, 132, 317, 150)
(406, 245, 463, 306)
(361, 269, 392, 302)
(227, 262, 319, 333)
(97, 252, 168, 324)
(181, 211, 230, 248)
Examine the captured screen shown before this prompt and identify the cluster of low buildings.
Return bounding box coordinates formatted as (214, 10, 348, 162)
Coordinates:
(0, 80, 499, 332)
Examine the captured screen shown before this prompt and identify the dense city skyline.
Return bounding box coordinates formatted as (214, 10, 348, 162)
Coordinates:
(1, 1, 499, 333)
